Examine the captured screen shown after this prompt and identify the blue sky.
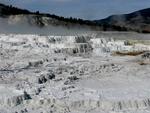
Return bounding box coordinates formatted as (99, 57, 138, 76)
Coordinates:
(1, 0, 150, 20)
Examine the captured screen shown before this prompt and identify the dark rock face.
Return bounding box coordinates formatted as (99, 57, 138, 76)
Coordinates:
(64, 76, 79, 85)
(38, 75, 47, 84)
(23, 91, 32, 100)
(38, 73, 55, 84)
(142, 52, 150, 59)
(47, 73, 55, 80)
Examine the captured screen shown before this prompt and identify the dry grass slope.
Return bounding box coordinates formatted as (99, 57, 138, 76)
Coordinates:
(113, 51, 147, 56)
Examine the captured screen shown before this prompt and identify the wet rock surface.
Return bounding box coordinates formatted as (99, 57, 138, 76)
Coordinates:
(1, 34, 150, 113)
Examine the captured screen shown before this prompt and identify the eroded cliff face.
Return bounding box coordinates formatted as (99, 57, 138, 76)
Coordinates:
(1, 33, 150, 113)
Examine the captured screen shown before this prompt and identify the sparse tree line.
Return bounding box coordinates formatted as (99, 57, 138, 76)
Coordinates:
(1, 3, 148, 33)
(0, 3, 31, 15)
(0, 3, 97, 26)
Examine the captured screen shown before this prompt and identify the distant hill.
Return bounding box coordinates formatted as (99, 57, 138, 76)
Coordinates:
(0, 3, 101, 34)
(95, 8, 150, 33)
(1, 3, 150, 33)
(0, 3, 98, 28)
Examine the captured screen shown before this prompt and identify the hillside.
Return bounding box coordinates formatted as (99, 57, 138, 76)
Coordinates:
(1, 3, 150, 33)
(0, 3, 101, 34)
(95, 8, 150, 33)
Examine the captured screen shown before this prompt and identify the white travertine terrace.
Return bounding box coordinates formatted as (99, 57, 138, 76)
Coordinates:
(1, 33, 150, 113)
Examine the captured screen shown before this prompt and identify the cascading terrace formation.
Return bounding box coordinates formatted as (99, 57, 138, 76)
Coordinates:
(1, 33, 150, 113)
